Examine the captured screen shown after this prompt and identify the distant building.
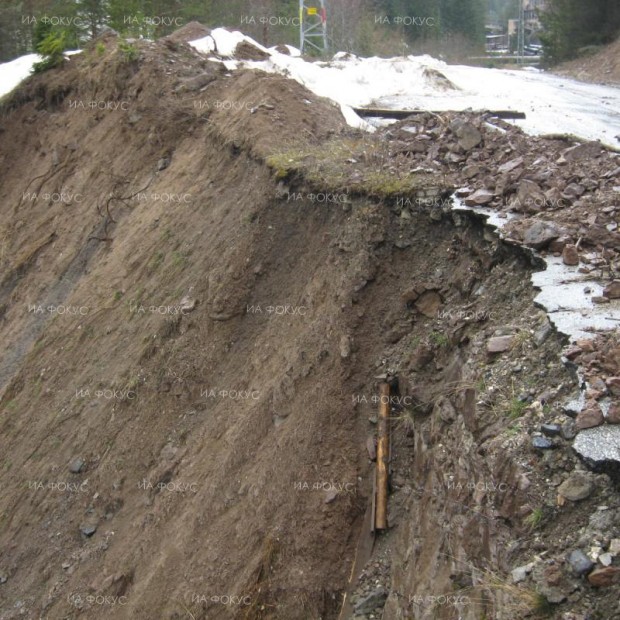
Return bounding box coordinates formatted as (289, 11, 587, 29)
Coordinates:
(485, 24, 509, 51)
(508, 0, 546, 45)
(524, 0, 546, 32)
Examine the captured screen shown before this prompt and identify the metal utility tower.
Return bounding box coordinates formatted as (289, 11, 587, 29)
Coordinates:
(517, 0, 525, 64)
(299, 0, 327, 54)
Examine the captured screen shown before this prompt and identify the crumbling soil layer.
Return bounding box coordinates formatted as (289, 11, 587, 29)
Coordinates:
(0, 29, 620, 620)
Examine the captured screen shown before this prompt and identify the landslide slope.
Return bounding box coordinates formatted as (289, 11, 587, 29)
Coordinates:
(2, 29, 620, 620)
(0, 34, 362, 620)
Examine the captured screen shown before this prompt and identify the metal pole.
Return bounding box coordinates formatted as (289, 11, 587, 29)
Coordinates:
(518, 0, 525, 64)
(375, 382, 390, 530)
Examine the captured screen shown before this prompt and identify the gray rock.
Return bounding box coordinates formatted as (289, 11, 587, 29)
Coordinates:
(324, 490, 338, 504)
(512, 180, 547, 213)
(523, 221, 560, 249)
(562, 183, 585, 199)
(157, 157, 170, 171)
(541, 424, 562, 437)
(498, 157, 523, 174)
(456, 123, 482, 151)
(511, 563, 533, 583)
(340, 335, 352, 359)
(487, 335, 514, 353)
(561, 420, 577, 440)
(562, 142, 603, 162)
(558, 472, 594, 501)
(80, 524, 97, 537)
(354, 588, 388, 614)
(69, 458, 85, 474)
(179, 296, 196, 313)
(567, 550, 594, 576)
(603, 280, 620, 299)
(533, 321, 553, 346)
(532, 436, 555, 449)
(464, 189, 494, 206)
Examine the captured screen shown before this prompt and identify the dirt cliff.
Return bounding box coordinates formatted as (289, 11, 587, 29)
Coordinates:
(1, 29, 620, 620)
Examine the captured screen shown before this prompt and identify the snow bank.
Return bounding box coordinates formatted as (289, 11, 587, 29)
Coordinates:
(0, 54, 40, 98)
(189, 29, 620, 146)
(0, 50, 81, 99)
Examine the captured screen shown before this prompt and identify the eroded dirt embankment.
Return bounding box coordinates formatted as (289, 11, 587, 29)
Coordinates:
(1, 32, 620, 620)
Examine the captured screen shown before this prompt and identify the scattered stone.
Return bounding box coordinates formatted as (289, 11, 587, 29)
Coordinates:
(414, 290, 442, 318)
(366, 436, 376, 461)
(607, 404, 620, 424)
(511, 563, 533, 583)
(563, 345, 582, 360)
(563, 142, 603, 162)
(598, 553, 613, 567)
(0, 574, 6, 584)
(576, 404, 604, 430)
(522, 221, 560, 249)
(561, 420, 577, 440)
(532, 437, 555, 450)
(179, 296, 196, 313)
(566, 550, 594, 576)
(340, 335, 352, 359)
(409, 344, 433, 370)
(69, 458, 85, 474)
(512, 180, 547, 213)
(534, 322, 553, 347)
(609, 539, 620, 555)
(562, 183, 585, 199)
(401, 287, 420, 305)
(592, 296, 610, 304)
(455, 123, 482, 151)
(605, 376, 620, 396)
(487, 335, 514, 353)
(562, 244, 580, 266)
(498, 157, 523, 174)
(324, 490, 338, 504)
(80, 524, 97, 537)
(157, 157, 170, 171)
(603, 280, 620, 299)
(557, 472, 594, 501)
(587, 566, 620, 587)
(541, 424, 562, 437)
(354, 588, 388, 614)
(464, 188, 494, 206)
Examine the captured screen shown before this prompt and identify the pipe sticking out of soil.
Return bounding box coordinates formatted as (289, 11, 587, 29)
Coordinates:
(375, 382, 390, 531)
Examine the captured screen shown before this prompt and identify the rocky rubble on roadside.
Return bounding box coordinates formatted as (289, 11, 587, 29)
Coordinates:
(381, 112, 620, 269)
(336, 124, 620, 616)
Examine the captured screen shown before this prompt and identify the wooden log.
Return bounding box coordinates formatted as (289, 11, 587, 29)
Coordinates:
(353, 107, 526, 120)
(375, 382, 390, 530)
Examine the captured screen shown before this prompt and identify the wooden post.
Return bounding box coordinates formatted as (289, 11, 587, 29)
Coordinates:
(375, 382, 390, 530)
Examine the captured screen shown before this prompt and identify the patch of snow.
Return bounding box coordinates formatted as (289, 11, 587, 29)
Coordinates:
(188, 30, 620, 145)
(0, 50, 82, 99)
(0, 54, 40, 98)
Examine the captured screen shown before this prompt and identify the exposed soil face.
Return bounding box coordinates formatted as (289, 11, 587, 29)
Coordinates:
(1, 29, 620, 620)
(554, 38, 620, 87)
